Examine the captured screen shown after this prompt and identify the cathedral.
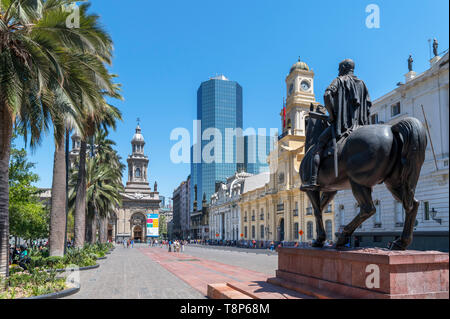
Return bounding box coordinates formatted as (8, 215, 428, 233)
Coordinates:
(70, 124, 161, 243)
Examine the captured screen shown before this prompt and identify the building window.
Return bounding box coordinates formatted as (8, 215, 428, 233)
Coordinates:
(244, 211, 247, 222)
(423, 201, 430, 221)
(371, 113, 379, 124)
(307, 222, 313, 240)
(252, 210, 255, 221)
(306, 202, 313, 215)
(374, 200, 381, 227)
(325, 220, 332, 240)
(339, 205, 345, 227)
(293, 223, 299, 240)
(326, 204, 332, 213)
(293, 202, 298, 216)
(252, 225, 255, 239)
(135, 168, 141, 178)
(277, 203, 284, 211)
(244, 226, 248, 238)
(260, 225, 264, 239)
(260, 208, 264, 220)
(373, 236, 382, 243)
(395, 201, 404, 226)
(391, 102, 401, 117)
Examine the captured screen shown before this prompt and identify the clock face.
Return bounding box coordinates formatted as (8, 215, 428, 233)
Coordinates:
(301, 80, 311, 92)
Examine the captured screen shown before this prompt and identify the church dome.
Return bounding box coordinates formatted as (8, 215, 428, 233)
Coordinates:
(132, 125, 145, 143)
(290, 57, 310, 73)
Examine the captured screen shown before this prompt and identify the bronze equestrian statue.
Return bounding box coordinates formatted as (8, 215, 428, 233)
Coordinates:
(300, 59, 427, 250)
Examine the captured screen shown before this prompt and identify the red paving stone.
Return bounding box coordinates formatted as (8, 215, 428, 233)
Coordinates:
(139, 247, 269, 296)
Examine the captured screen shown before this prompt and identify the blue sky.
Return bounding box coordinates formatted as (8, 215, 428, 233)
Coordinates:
(19, 0, 449, 199)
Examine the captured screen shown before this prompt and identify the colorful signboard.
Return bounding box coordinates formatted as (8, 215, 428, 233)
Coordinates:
(146, 213, 159, 237)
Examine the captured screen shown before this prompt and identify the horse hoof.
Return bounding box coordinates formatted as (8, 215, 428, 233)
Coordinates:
(388, 240, 407, 251)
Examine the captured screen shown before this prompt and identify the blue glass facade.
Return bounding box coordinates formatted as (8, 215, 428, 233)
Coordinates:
(244, 135, 276, 174)
(191, 77, 243, 210)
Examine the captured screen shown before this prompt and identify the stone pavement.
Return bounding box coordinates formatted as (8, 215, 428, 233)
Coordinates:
(181, 245, 278, 276)
(65, 246, 205, 299)
(139, 246, 272, 296)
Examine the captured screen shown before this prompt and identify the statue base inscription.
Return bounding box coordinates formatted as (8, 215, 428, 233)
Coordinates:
(267, 247, 449, 299)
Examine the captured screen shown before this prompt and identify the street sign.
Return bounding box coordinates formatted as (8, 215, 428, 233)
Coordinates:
(240, 233, 244, 237)
(299, 230, 304, 236)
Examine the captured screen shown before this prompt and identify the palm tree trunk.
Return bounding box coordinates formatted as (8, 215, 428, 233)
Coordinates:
(89, 213, 97, 244)
(85, 211, 92, 244)
(49, 133, 67, 257)
(74, 141, 87, 248)
(0, 110, 12, 277)
(99, 216, 108, 243)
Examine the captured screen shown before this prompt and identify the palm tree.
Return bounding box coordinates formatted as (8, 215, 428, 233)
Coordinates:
(45, 4, 121, 256)
(69, 129, 124, 244)
(1, 0, 80, 274)
(1, 0, 121, 274)
(73, 102, 122, 248)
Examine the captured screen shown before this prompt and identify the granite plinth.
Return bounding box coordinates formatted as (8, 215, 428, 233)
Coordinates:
(267, 247, 449, 299)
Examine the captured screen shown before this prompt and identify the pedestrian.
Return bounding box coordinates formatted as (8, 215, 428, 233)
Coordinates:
(131, 239, 134, 248)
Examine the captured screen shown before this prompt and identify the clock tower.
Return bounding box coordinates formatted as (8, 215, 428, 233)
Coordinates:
(282, 57, 318, 136)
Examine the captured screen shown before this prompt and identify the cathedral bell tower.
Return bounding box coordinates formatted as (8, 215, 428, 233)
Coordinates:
(126, 124, 151, 192)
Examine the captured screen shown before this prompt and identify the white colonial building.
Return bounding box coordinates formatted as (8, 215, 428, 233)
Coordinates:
(209, 172, 254, 241)
(334, 51, 449, 251)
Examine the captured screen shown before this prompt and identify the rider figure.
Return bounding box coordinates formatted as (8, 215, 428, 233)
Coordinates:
(301, 59, 372, 191)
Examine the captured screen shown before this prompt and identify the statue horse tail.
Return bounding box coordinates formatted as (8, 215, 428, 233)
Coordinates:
(391, 117, 428, 210)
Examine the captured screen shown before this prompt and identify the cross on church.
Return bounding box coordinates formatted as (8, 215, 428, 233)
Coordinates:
(137, 117, 140, 126)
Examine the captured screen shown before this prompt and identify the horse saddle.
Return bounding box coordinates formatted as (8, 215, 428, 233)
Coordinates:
(322, 132, 349, 159)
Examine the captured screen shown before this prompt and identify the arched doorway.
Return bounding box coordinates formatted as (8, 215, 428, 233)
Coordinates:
(133, 225, 143, 242)
(278, 218, 285, 242)
(130, 212, 146, 243)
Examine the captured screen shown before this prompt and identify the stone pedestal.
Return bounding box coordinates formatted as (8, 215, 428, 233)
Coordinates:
(404, 71, 417, 82)
(267, 247, 449, 299)
(430, 55, 441, 67)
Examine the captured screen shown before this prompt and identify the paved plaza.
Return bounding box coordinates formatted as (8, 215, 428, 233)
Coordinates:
(66, 244, 278, 299)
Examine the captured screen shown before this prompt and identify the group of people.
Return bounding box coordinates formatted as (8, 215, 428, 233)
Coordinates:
(166, 240, 186, 253)
(122, 238, 134, 248)
(9, 244, 31, 269)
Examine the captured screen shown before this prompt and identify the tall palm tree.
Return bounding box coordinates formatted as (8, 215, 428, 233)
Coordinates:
(69, 129, 124, 244)
(1, 0, 121, 274)
(1, 0, 80, 274)
(73, 101, 122, 248)
(45, 4, 121, 256)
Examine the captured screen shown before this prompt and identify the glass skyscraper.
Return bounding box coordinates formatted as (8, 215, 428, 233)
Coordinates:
(244, 135, 276, 175)
(191, 75, 243, 209)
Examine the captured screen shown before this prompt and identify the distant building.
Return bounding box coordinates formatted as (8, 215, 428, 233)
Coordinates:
(172, 176, 191, 239)
(334, 51, 449, 251)
(190, 75, 243, 210)
(209, 171, 253, 241)
(70, 125, 161, 243)
(244, 135, 276, 174)
(239, 58, 335, 244)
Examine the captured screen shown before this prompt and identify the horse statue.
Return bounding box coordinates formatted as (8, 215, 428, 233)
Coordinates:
(300, 105, 427, 250)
